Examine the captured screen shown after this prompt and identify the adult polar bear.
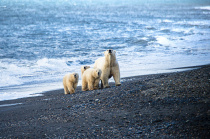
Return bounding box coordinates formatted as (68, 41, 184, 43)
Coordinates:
(94, 49, 121, 88)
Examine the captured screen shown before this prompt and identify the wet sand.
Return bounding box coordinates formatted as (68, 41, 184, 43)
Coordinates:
(0, 65, 209, 138)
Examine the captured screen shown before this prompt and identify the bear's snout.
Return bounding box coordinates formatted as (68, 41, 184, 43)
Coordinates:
(109, 49, 112, 53)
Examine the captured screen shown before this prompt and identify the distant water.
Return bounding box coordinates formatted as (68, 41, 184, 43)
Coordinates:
(0, 0, 210, 101)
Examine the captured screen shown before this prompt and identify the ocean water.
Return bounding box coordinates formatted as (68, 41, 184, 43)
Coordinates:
(0, 0, 210, 101)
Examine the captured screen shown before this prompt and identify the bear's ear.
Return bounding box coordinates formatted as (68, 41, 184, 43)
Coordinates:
(114, 50, 116, 53)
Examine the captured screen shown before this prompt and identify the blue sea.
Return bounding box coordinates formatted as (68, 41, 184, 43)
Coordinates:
(0, 0, 210, 101)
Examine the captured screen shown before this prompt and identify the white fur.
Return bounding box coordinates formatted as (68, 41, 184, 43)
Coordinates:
(82, 68, 102, 91)
(94, 49, 121, 88)
(63, 73, 79, 94)
(81, 65, 90, 75)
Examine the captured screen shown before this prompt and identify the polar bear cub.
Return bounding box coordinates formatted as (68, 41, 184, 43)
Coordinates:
(81, 65, 90, 75)
(63, 73, 79, 94)
(82, 68, 102, 91)
(94, 49, 121, 88)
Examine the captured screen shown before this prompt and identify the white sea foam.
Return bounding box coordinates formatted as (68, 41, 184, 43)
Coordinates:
(0, 58, 80, 88)
(0, 82, 64, 101)
(189, 21, 210, 26)
(155, 36, 172, 46)
(0, 91, 42, 101)
(0, 103, 22, 107)
(0, 74, 22, 87)
(175, 20, 210, 26)
(172, 27, 196, 35)
(36, 58, 67, 69)
(162, 19, 173, 23)
(0, 57, 90, 101)
(141, 37, 148, 40)
(195, 6, 210, 10)
(0, 61, 29, 87)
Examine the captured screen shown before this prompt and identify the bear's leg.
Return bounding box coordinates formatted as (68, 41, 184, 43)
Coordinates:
(68, 87, 75, 94)
(82, 86, 88, 91)
(63, 80, 69, 94)
(112, 67, 121, 86)
(82, 79, 88, 91)
(82, 81, 88, 91)
(73, 83, 78, 91)
(93, 78, 100, 90)
(66, 82, 75, 94)
(101, 76, 110, 88)
(64, 85, 69, 94)
(88, 80, 94, 90)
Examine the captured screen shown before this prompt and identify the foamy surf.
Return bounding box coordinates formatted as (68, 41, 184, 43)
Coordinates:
(195, 6, 210, 10)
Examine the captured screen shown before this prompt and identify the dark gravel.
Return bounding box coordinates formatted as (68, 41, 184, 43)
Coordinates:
(0, 65, 210, 138)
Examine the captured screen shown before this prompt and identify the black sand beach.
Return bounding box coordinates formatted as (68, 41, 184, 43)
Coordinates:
(0, 65, 209, 138)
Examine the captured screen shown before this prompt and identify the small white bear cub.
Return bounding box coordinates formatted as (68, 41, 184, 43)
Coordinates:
(82, 68, 102, 91)
(63, 73, 79, 94)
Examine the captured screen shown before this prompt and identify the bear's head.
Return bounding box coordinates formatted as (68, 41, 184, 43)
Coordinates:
(93, 68, 102, 78)
(81, 65, 90, 75)
(104, 49, 116, 63)
(104, 49, 116, 56)
(71, 73, 79, 83)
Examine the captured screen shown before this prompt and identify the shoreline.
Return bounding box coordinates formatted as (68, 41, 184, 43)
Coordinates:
(0, 64, 209, 138)
(0, 64, 207, 102)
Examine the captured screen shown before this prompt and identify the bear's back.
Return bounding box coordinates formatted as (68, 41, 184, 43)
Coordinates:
(94, 57, 105, 69)
(82, 68, 93, 79)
